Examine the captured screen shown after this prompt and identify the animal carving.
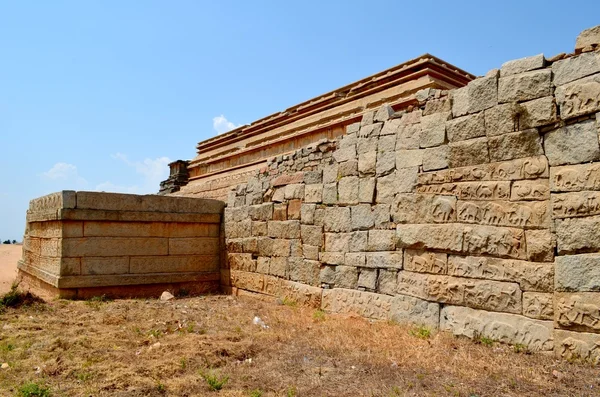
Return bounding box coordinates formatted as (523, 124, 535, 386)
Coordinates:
(432, 198, 455, 222)
(506, 205, 532, 227)
(563, 81, 600, 116)
(477, 184, 494, 199)
(458, 202, 481, 222)
(482, 202, 506, 225)
(522, 158, 547, 179)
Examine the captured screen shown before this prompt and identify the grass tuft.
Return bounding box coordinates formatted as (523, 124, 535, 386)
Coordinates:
(17, 381, 51, 397)
(409, 325, 431, 339)
(200, 369, 229, 391)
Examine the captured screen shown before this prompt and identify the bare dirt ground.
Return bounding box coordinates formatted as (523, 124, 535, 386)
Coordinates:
(0, 245, 20, 294)
(0, 293, 599, 397)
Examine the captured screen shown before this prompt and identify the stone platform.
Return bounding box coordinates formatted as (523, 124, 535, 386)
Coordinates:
(17, 191, 224, 299)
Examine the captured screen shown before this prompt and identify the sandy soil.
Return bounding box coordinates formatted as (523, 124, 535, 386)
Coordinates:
(0, 294, 598, 396)
(0, 244, 20, 294)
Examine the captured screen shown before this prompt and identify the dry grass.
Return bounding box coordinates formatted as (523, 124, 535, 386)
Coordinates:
(0, 294, 598, 396)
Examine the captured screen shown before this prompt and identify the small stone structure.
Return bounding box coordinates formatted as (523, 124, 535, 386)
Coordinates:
(18, 25, 600, 363)
(18, 191, 224, 299)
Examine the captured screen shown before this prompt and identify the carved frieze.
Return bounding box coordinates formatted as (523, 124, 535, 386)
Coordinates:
(552, 191, 600, 219)
(417, 156, 549, 185)
(522, 292, 553, 320)
(555, 74, 600, 119)
(447, 255, 553, 292)
(550, 162, 600, 192)
(417, 181, 511, 201)
(462, 225, 527, 259)
(555, 329, 600, 364)
(556, 293, 600, 333)
(404, 250, 447, 274)
(510, 179, 550, 201)
(456, 200, 549, 228)
(393, 194, 457, 224)
(397, 271, 522, 314)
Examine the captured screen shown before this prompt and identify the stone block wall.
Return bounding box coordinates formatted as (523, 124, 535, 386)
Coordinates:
(18, 191, 224, 299)
(222, 26, 600, 363)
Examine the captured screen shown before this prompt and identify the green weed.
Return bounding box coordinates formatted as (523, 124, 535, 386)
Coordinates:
(409, 325, 431, 339)
(312, 309, 326, 322)
(17, 382, 51, 397)
(200, 369, 229, 391)
(249, 390, 263, 397)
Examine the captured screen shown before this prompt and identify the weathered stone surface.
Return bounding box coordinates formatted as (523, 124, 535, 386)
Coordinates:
(289, 259, 320, 286)
(324, 232, 350, 252)
(418, 156, 549, 185)
(378, 269, 398, 295)
(447, 255, 553, 292)
(376, 151, 396, 176)
(555, 253, 600, 292)
(397, 271, 522, 313)
(487, 129, 543, 162)
(404, 250, 447, 274)
(451, 86, 469, 117)
(271, 172, 304, 187)
(287, 200, 302, 220)
(448, 138, 490, 168)
(303, 244, 319, 260)
(417, 181, 511, 201)
(358, 123, 383, 138)
(396, 223, 463, 253)
(349, 231, 368, 252)
(322, 163, 338, 184)
(523, 292, 553, 320)
(552, 52, 600, 86)
(576, 25, 600, 52)
(500, 54, 545, 76)
(228, 253, 256, 272)
(395, 150, 423, 169)
(525, 229, 555, 262)
(333, 145, 357, 163)
(271, 239, 290, 257)
(248, 203, 273, 221)
(357, 137, 378, 154)
(361, 111, 375, 126)
(510, 179, 549, 201)
(456, 200, 550, 229)
(338, 176, 359, 204)
(320, 252, 344, 265)
(550, 162, 600, 193)
(323, 207, 351, 232)
(441, 305, 553, 351)
(468, 74, 498, 113)
(358, 151, 376, 175)
(301, 203, 316, 224)
(267, 220, 300, 239)
(446, 112, 485, 142)
(377, 170, 416, 203)
(390, 294, 440, 329)
(518, 96, 557, 128)
(269, 257, 288, 278)
(420, 111, 450, 148)
(552, 191, 600, 219)
(367, 230, 396, 251)
(544, 120, 600, 166)
(351, 204, 375, 230)
(357, 268, 377, 290)
(358, 178, 375, 203)
(555, 73, 600, 119)
(322, 288, 392, 320)
(322, 183, 337, 205)
(556, 215, 600, 254)
(320, 265, 335, 284)
(374, 104, 394, 122)
(395, 123, 421, 150)
(484, 103, 519, 136)
(301, 225, 323, 247)
(554, 329, 600, 364)
(304, 184, 323, 203)
(345, 252, 365, 267)
(346, 122, 361, 135)
(393, 194, 456, 224)
(424, 96, 451, 116)
(422, 146, 449, 171)
(498, 69, 552, 103)
(365, 251, 402, 269)
(556, 292, 600, 333)
(380, 119, 400, 136)
(334, 265, 358, 289)
(284, 184, 305, 200)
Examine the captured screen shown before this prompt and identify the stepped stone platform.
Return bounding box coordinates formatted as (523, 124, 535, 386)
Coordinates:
(17, 191, 224, 299)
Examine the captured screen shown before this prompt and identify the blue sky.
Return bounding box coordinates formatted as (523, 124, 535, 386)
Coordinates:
(0, 0, 598, 240)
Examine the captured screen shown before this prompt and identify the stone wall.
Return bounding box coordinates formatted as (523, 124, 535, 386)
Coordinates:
(18, 191, 224, 299)
(221, 26, 600, 363)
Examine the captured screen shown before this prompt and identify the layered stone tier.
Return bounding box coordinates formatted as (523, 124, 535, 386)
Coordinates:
(18, 191, 225, 299)
(166, 54, 475, 199)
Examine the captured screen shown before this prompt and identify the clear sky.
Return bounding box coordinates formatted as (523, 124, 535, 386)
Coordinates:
(0, 0, 598, 241)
